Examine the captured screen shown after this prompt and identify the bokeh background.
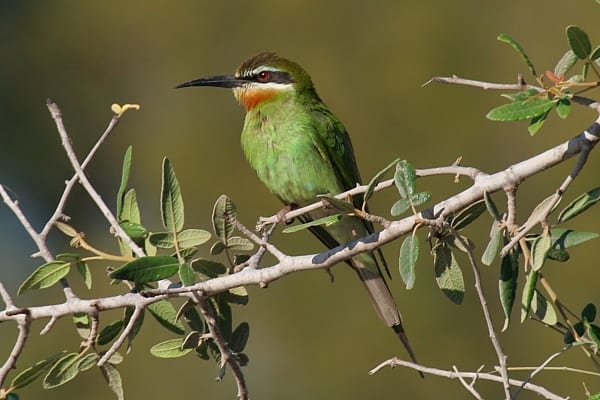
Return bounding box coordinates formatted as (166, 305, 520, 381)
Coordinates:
(1, 1, 599, 399)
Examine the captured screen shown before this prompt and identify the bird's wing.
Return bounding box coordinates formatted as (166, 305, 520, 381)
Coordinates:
(304, 103, 390, 276)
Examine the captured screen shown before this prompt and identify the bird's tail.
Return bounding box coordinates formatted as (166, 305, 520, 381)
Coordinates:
(352, 253, 423, 377)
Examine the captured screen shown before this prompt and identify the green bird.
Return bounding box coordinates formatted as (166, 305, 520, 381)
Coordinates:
(177, 52, 418, 365)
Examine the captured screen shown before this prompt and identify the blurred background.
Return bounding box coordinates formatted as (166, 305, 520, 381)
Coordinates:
(1, 1, 599, 399)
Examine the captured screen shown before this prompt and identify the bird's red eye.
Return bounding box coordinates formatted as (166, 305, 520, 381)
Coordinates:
(257, 70, 270, 82)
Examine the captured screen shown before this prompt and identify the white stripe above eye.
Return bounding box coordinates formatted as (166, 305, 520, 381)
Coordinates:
(242, 81, 294, 91)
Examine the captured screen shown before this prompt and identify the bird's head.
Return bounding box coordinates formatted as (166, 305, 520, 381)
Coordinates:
(176, 52, 316, 111)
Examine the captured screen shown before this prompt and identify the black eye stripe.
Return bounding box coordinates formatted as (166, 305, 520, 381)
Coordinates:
(250, 70, 294, 84)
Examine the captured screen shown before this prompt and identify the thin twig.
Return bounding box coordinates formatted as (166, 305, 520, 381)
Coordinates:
(453, 365, 484, 400)
(197, 297, 248, 400)
(98, 305, 144, 366)
(369, 357, 567, 400)
(45, 100, 145, 258)
(452, 231, 511, 399)
(0, 315, 30, 388)
(511, 348, 567, 399)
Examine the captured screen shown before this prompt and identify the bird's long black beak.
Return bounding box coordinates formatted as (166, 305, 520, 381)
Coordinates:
(175, 75, 248, 89)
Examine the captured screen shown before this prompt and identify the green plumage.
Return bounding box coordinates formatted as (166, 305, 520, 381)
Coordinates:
(177, 52, 418, 366)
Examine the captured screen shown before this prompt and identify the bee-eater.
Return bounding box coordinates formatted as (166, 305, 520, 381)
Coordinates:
(177, 52, 418, 365)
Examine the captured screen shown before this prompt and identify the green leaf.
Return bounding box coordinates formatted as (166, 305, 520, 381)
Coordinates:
(531, 290, 557, 325)
(18, 261, 70, 295)
(433, 244, 465, 304)
(181, 331, 204, 349)
(210, 241, 225, 255)
(226, 236, 255, 252)
(178, 263, 196, 286)
(121, 189, 141, 224)
(212, 195, 237, 243)
(97, 320, 124, 345)
(520, 270, 538, 323)
(109, 256, 179, 283)
(223, 286, 249, 305)
(410, 192, 432, 207)
(191, 258, 226, 278)
(564, 321, 585, 344)
(147, 300, 185, 335)
(394, 160, 416, 199)
(399, 235, 419, 289)
(547, 248, 570, 262)
(77, 353, 99, 372)
(558, 187, 600, 222)
(487, 97, 555, 122)
(150, 338, 192, 358)
(497, 33, 537, 76)
(363, 158, 399, 210)
(451, 200, 486, 230)
(178, 229, 212, 248)
(100, 363, 124, 400)
(528, 110, 550, 135)
(161, 158, 184, 232)
(550, 228, 599, 249)
(73, 313, 91, 339)
(282, 214, 341, 233)
(555, 98, 571, 119)
(554, 49, 579, 76)
(119, 220, 147, 241)
(43, 352, 80, 389)
(230, 322, 250, 353)
(75, 260, 92, 290)
(582, 303, 597, 322)
(116, 145, 132, 221)
(484, 191, 501, 220)
(591, 45, 600, 61)
(531, 234, 552, 271)
(499, 249, 519, 331)
(177, 301, 204, 331)
(481, 222, 502, 266)
(525, 194, 560, 227)
(566, 25, 591, 59)
(318, 195, 356, 213)
(501, 88, 540, 102)
(10, 352, 67, 390)
(148, 232, 174, 248)
(390, 198, 411, 216)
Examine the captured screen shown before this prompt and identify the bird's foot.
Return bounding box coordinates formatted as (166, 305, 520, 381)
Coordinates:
(276, 203, 298, 225)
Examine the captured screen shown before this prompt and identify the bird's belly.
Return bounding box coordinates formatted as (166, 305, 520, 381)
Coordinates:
(244, 135, 342, 206)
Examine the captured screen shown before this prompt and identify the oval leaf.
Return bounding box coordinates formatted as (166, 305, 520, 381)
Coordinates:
(390, 199, 411, 217)
(226, 236, 254, 252)
(43, 352, 80, 389)
(566, 25, 591, 59)
(520, 270, 538, 323)
(10, 352, 67, 390)
(482, 222, 502, 266)
(178, 229, 211, 248)
(554, 49, 579, 76)
(531, 234, 551, 271)
(230, 322, 250, 353)
(109, 255, 179, 283)
(161, 158, 184, 232)
(399, 235, 419, 289)
(394, 160, 416, 199)
(550, 228, 599, 249)
(18, 261, 70, 295)
(148, 300, 185, 335)
(558, 187, 600, 222)
(433, 244, 465, 304)
(531, 290, 558, 325)
(212, 195, 237, 243)
(100, 363, 124, 400)
(499, 249, 519, 331)
(97, 320, 125, 345)
(487, 97, 555, 122)
(191, 258, 226, 278)
(178, 263, 196, 286)
(451, 200, 487, 230)
(150, 338, 192, 358)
